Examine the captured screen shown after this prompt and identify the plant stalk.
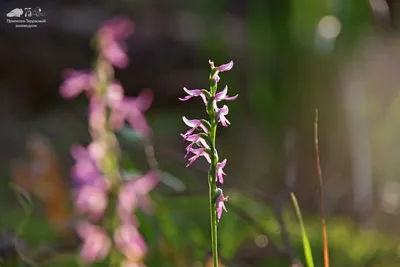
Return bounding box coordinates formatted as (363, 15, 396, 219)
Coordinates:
(209, 181, 218, 267)
(208, 97, 218, 267)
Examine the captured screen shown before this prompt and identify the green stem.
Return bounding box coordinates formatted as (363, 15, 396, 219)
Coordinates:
(208, 111, 218, 267)
(209, 185, 218, 267)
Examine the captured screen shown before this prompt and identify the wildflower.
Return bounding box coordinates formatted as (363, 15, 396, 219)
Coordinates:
(88, 140, 107, 164)
(178, 87, 208, 104)
(216, 159, 227, 184)
(109, 89, 153, 137)
(76, 222, 111, 264)
(209, 60, 234, 83)
(97, 18, 134, 69)
(182, 133, 210, 157)
(117, 171, 158, 224)
(217, 105, 231, 127)
(216, 193, 228, 220)
(59, 70, 94, 99)
(181, 60, 235, 221)
(181, 117, 209, 138)
(180, 59, 236, 265)
(74, 185, 108, 221)
(214, 86, 238, 105)
(114, 223, 147, 262)
(212, 60, 234, 72)
(99, 18, 134, 42)
(70, 145, 99, 180)
(70, 145, 109, 189)
(186, 147, 211, 167)
(106, 82, 124, 108)
(62, 17, 155, 267)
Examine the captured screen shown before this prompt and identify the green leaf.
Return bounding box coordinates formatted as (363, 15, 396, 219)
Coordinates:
(290, 192, 315, 267)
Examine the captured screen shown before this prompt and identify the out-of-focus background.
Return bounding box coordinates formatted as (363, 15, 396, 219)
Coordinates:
(1, 0, 400, 266)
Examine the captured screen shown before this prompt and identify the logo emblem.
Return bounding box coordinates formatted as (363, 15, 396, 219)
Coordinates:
(5, 7, 47, 28)
(6, 8, 23, 17)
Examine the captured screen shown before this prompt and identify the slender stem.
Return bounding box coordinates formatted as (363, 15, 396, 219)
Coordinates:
(209, 182, 218, 267)
(314, 109, 330, 267)
(208, 103, 218, 267)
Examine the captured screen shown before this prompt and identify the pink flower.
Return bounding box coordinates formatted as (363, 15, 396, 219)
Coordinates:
(181, 117, 209, 139)
(98, 18, 135, 69)
(99, 18, 134, 40)
(186, 147, 211, 167)
(209, 60, 234, 83)
(216, 193, 228, 220)
(217, 105, 231, 127)
(209, 60, 234, 72)
(216, 159, 227, 184)
(106, 82, 125, 108)
(182, 133, 209, 157)
(110, 89, 153, 137)
(214, 86, 238, 103)
(179, 87, 207, 104)
(114, 224, 147, 262)
(87, 140, 107, 165)
(117, 171, 158, 224)
(74, 185, 108, 221)
(70, 145, 109, 189)
(60, 70, 94, 99)
(76, 222, 111, 264)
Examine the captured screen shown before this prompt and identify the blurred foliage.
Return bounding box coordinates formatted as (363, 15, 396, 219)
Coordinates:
(1, 189, 399, 266)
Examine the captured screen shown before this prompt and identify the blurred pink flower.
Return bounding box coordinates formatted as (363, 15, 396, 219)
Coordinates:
(99, 18, 134, 41)
(88, 140, 107, 166)
(74, 185, 108, 221)
(114, 223, 147, 262)
(70, 145, 109, 189)
(60, 70, 94, 99)
(109, 89, 154, 137)
(76, 222, 111, 264)
(117, 171, 158, 224)
(98, 18, 135, 69)
(106, 82, 125, 108)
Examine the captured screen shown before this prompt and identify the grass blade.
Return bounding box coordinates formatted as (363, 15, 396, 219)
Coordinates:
(290, 192, 315, 267)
